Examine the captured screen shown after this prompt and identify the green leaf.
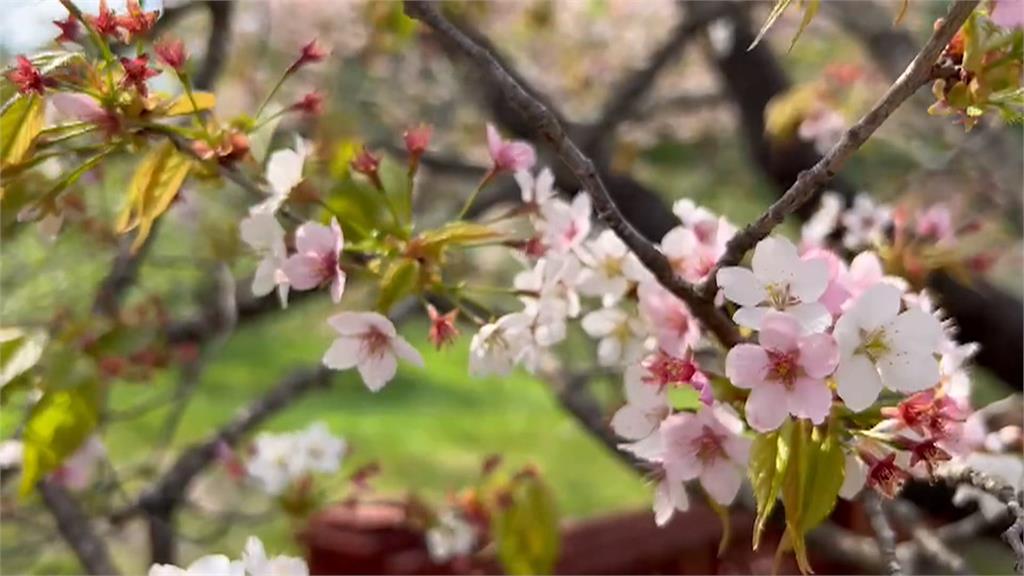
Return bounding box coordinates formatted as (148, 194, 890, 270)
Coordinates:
(162, 91, 217, 116)
(667, 386, 703, 411)
(788, 0, 821, 53)
(779, 421, 846, 575)
(493, 474, 561, 575)
(115, 141, 192, 251)
(1, 95, 45, 168)
(749, 0, 794, 50)
(749, 420, 793, 549)
(703, 487, 732, 557)
(20, 384, 100, 496)
(376, 258, 420, 313)
(0, 327, 47, 404)
(419, 221, 499, 249)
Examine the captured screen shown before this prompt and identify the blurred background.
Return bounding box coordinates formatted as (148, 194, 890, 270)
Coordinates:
(1, 0, 1022, 574)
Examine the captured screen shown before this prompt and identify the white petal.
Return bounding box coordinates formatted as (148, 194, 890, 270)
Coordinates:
(597, 337, 623, 367)
(581, 307, 623, 337)
(653, 478, 688, 526)
(785, 302, 832, 333)
(322, 337, 360, 370)
(328, 312, 396, 338)
(187, 555, 234, 576)
(839, 454, 867, 500)
(611, 404, 660, 440)
(835, 355, 884, 412)
(751, 236, 800, 285)
(358, 352, 398, 392)
(716, 267, 767, 307)
(733, 306, 769, 331)
(877, 351, 940, 394)
(850, 283, 903, 332)
(391, 336, 425, 367)
(887, 307, 943, 355)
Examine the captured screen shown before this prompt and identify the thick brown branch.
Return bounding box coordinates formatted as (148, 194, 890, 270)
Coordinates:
(699, 0, 979, 298)
(403, 0, 741, 348)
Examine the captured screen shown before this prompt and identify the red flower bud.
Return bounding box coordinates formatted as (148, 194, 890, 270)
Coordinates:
(910, 440, 952, 478)
(351, 147, 380, 175)
(288, 39, 329, 74)
(866, 453, 911, 499)
(118, 0, 158, 42)
(427, 304, 460, 350)
(155, 37, 188, 73)
(291, 91, 324, 116)
(119, 54, 159, 97)
(403, 123, 432, 157)
(53, 15, 80, 44)
(7, 55, 48, 96)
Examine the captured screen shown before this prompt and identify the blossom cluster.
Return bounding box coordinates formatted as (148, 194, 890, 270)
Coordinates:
(149, 536, 307, 576)
(245, 422, 346, 496)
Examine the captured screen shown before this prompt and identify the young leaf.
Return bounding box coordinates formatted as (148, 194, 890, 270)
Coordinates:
(378, 155, 413, 226)
(19, 384, 100, 496)
(788, 0, 821, 53)
(0, 327, 47, 403)
(492, 474, 561, 575)
(749, 0, 794, 50)
(749, 420, 793, 549)
(115, 141, 192, 251)
(376, 258, 420, 313)
(1, 95, 45, 168)
(162, 91, 217, 116)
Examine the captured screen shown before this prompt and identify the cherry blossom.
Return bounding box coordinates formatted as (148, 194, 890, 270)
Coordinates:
(638, 350, 712, 405)
(246, 432, 298, 495)
(515, 167, 556, 208)
(426, 510, 477, 563)
(119, 54, 160, 97)
(241, 536, 308, 576)
(833, 283, 944, 411)
(838, 452, 868, 500)
(991, 0, 1024, 29)
(486, 123, 536, 173)
(610, 363, 670, 440)
(289, 39, 329, 74)
(469, 313, 532, 377)
(716, 236, 831, 333)
(625, 405, 751, 507)
(865, 452, 911, 499)
(323, 312, 424, 391)
(514, 254, 581, 320)
(637, 281, 700, 357)
(725, 312, 838, 432)
(671, 199, 717, 233)
(914, 203, 955, 243)
(581, 306, 648, 366)
(282, 218, 346, 303)
(539, 193, 592, 255)
(292, 91, 324, 116)
(253, 138, 309, 214)
(239, 212, 289, 307)
(577, 230, 650, 305)
(294, 422, 346, 475)
(802, 248, 850, 317)
(841, 193, 891, 249)
(798, 106, 846, 154)
(660, 226, 717, 282)
(155, 37, 187, 73)
(149, 555, 242, 576)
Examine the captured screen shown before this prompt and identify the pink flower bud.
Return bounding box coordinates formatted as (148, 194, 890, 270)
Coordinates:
(486, 123, 535, 173)
(155, 37, 188, 73)
(292, 91, 324, 116)
(289, 39, 329, 74)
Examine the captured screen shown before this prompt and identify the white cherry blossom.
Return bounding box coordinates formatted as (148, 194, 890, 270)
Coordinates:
(246, 432, 296, 495)
(252, 137, 309, 215)
(833, 283, 944, 412)
(469, 313, 532, 377)
(514, 167, 556, 208)
(426, 510, 477, 563)
(239, 212, 290, 307)
(539, 192, 591, 255)
(323, 312, 424, 392)
(149, 555, 243, 576)
(241, 536, 308, 576)
(294, 422, 346, 475)
(581, 306, 648, 367)
(576, 230, 650, 305)
(716, 235, 831, 333)
(841, 193, 891, 249)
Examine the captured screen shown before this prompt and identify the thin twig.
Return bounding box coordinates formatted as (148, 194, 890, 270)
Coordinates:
(698, 0, 979, 299)
(38, 480, 120, 575)
(888, 498, 971, 575)
(939, 463, 1024, 574)
(865, 492, 904, 576)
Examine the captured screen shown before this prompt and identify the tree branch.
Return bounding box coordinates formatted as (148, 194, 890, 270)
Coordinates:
(699, 0, 979, 297)
(865, 491, 904, 576)
(38, 479, 120, 575)
(403, 0, 741, 348)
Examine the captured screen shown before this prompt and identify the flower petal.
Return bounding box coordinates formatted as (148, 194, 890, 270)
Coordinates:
(758, 312, 801, 352)
(789, 256, 829, 303)
(789, 376, 833, 424)
(878, 351, 940, 394)
(281, 254, 324, 290)
(294, 221, 337, 255)
(850, 283, 902, 332)
(786, 302, 832, 333)
(700, 459, 742, 505)
(745, 383, 790, 432)
(391, 335, 425, 367)
(835, 354, 883, 412)
(751, 236, 800, 285)
(329, 270, 347, 303)
(358, 351, 398, 392)
(322, 337, 360, 370)
(717, 267, 766, 307)
(887, 307, 943, 355)
(611, 404, 660, 440)
(839, 454, 867, 500)
(733, 305, 769, 331)
(328, 312, 396, 338)
(797, 333, 839, 378)
(725, 344, 769, 389)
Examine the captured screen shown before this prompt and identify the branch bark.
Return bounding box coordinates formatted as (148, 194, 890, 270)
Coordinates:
(38, 479, 120, 575)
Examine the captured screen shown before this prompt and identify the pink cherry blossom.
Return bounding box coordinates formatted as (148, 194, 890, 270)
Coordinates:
(486, 123, 536, 173)
(625, 405, 751, 507)
(637, 281, 700, 358)
(915, 204, 955, 243)
(281, 218, 346, 303)
(725, 312, 838, 432)
(322, 312, 424, 392)
(539, 193, 591, 254)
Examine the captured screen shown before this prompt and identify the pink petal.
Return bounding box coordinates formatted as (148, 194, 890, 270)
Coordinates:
(486, 123, 502, 160)
(330, 270, 347, 303)
(725, 344, 769, 389)
(745, 384, 790, 432)
(699, 459, 742, 505)
(294, 221, 337, 255)
(797, 333, 839, 378)
(788, 376, 833, 424)
(759, 312, 801, 352)
(281, 254, 324, 290)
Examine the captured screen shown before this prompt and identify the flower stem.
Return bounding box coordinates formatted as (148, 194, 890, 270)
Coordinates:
(457, 168, 496, 221)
